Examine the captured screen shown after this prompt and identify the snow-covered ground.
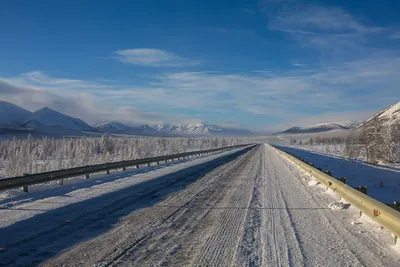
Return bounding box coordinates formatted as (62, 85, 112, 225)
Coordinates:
(276, 145, 400, 203)
(288, 144, 400, 169)
(1, 144, 399, 266)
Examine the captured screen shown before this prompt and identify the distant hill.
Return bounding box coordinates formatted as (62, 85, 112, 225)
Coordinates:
(0, 100, 32, 126)
(280, 123, 349, 134)
(357, 101, 400, 128)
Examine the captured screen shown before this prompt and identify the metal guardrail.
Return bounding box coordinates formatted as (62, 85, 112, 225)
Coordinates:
(272, 146, 400, 245)
(0, 144, 253, 192)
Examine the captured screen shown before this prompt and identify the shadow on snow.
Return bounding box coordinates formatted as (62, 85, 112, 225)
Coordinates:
(0, 146, 254, 266)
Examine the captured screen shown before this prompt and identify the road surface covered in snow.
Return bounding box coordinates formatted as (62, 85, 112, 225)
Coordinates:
(0, 144, 399, 266)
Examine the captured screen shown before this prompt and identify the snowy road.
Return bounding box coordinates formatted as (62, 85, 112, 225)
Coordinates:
(1, 145, 399, 266)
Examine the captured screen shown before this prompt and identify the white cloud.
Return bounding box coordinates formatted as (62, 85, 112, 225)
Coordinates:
(238, 105, 282, 116)
(5, 71, 109, 94)
(101, 53, 400, 117)
(2, 50, 400, 131)
(0, 73, 165, 125)
(291, 61, 306, 67)
(262, 2, 383, 55)
(390, 32, 400, 39)
(270, 6, 374, 34)
(242, 8, 255, 15)
(113, 48, 199, 67)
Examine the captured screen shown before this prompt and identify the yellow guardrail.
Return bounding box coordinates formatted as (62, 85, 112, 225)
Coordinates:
(273, 146, 400, 244)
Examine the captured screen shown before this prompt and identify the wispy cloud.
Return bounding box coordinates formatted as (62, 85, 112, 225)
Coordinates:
(1, 51, 400, 131)
(390, 32, 400, 39)
(270, 6, 378, 34)
(242, 8, 255, 15)
(101, 53, 400, 125)
(113, 48, 199, 67)
(0, 73, 165, 125)
(5, 71, 109, 93)
(261, 2, 385, 55)
(291, 61, 306, 67)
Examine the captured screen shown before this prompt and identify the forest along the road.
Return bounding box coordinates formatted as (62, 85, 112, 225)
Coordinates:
(1, 145, 399, 266)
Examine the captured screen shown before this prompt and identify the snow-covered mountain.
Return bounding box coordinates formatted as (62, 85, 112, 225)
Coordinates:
(280, 123, 349, 134)
(335, 121, 360, 129)
(0, 100, 251, 137)
(0, 100, 32, 126)
(23, 107, 96, 132)
(94, 121, 132, 133)
(94, 121, 164, 136)
(152, 123, 252, 136)
(153, 123, 179, 133)
(357, 101, 400, 128)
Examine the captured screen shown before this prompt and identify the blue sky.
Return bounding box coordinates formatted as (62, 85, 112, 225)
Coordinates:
(0, 0, 400, 132)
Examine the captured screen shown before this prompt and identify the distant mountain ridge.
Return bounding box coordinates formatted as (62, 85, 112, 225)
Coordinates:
(280, 123, 350, 134)
(94, 121, 163, 136)
(0, 100, 252, 137)
(152, 123, 252, 136)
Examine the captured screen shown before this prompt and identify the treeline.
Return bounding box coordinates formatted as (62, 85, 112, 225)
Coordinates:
(290, 136, 345, 146)
(291, 119, 400, 165)
(0, 135, 251, 178)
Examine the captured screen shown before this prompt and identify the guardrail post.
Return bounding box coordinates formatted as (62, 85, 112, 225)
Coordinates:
(86, 173, 90, 179)
(395, 235, 398, 245)
(157, 161, 160, 165)
(136, 165, 139, 169)
(165, 160, 168, 163)
(147, 163, 151, 167)
(59, 179, 64, 185)
(22, 173, 29, 192)
(106, 170, 110, 175)
(122, 167, 126, 171)
(339, 177, 346, 184)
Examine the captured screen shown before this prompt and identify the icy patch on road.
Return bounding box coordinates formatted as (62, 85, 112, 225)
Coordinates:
(328, 202, 346, 210)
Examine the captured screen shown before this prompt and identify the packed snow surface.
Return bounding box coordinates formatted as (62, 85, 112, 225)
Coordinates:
(0, 145, 399, 266)
(329, 202, 347, 210)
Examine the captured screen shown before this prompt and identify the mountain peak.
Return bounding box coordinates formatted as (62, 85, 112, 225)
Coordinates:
(358, 101, 400, 128)
(24, 107, 95, 132)
(0, 100, 32, 126)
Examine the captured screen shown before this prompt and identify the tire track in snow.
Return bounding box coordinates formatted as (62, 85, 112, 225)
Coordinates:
(269, 145, 397, 267)
(193, 147, 260, 266)
(235, 145, 264, 266)
(46, 146, 260, 266)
